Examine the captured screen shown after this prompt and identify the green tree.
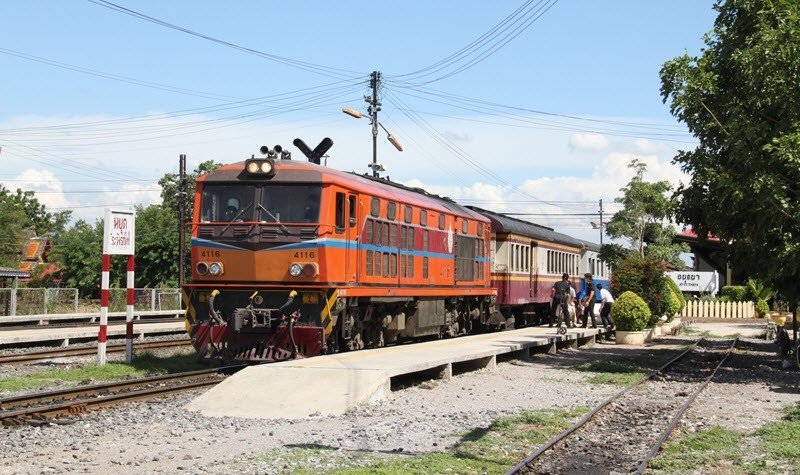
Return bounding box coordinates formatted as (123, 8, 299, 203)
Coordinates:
(660, 0, 800, 304)
(134, 204, 180, 288)
(49, 220, 103, 297)
(604, 159, 688, 268)
(0, 185, 72, 266)
(158, 160, 222, 216)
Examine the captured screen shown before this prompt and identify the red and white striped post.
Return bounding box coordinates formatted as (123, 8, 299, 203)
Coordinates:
(99, 208, 136, 366)
(125, 255, 136, 364)
(98, 253, 111, 365)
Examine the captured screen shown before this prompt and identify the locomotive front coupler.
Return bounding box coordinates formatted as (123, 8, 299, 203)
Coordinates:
(232, 290, 300, 333)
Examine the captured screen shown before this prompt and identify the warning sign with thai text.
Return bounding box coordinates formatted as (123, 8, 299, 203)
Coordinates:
(103, 208, 136, 255)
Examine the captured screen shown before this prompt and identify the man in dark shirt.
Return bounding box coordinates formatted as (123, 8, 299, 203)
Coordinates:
(550, 273, 572, 328)
(582, 273, 598, 328)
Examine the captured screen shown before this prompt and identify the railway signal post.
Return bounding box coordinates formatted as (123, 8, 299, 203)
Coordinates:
(99, 208, 136, 365)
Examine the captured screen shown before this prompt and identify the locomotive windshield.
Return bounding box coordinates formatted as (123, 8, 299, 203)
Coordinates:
(261, 185, 320, 223)
(200, 185, 256, 222)
(200, 184, 321, 223)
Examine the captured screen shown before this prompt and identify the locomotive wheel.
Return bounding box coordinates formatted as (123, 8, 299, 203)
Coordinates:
(557, 326, 567, 335)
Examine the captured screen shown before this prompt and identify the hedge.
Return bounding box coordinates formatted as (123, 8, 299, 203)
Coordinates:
(665, 277, 686, 311)
(720, 285, 748, 302)
(662, 281, 682, 322)
(755, 299, 769, 318)
(610, 291, 651, 332)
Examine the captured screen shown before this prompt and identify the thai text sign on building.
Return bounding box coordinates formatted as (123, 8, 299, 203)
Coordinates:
(667, 271, 718, 295)
(103, 208, 136, 255)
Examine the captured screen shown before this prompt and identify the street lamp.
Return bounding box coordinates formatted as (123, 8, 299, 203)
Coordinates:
(342, 106, 403, 178)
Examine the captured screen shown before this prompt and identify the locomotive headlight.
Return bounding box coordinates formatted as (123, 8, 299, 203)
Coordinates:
(246, 161, 260, 173)
(289, 263, 303, 277)
(260, 161, 273, 174)
(302, 263, 318, 277)
(196, 262, 209, 276)
(208, 262, 223, 276)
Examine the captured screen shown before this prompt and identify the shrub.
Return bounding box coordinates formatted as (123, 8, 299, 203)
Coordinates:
(610, 291, 652, 332)
(755, 299, 770, 318)
(720, 285, 747, 302)
(662, 282, 681, 322)
(610, 255, 667, 325)
(665, 278, 686, 311)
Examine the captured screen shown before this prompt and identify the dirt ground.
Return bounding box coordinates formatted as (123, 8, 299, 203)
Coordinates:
(0, 323, 798, 474)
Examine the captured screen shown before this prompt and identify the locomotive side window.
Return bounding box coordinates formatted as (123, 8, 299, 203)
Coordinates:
(366, 219, 373, 244)
(390, 224, 398, 247)
(370, 197, 380, 217)
(200, 185, 256, 222)
(420, 210, 427, 227)
(366, 251, 373, 276)
(335, 193, 346, 231)
(401, 254, 407, 277)
(422, 257, 428, 279)
(375, 251, 382, 276)
(387, 202, 396, 220)
(477, 222, 484, 236)
(423, 230, 429, 251)
(400, 225, 407, 249)
(438, 214, 445, 230)
(383, 253, 389, 277)
(462, 219, 469, 234)
(403, 205, 412, 223)
(408, 255, 414, 278)
(390, 253, 397, 277)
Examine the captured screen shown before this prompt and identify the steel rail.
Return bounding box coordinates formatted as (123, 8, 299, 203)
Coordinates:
(0, 364, 245, 416)
(0, 338, 193, 365)
(0, 317, 181, 331)
(635, 338, 737, 474)
(505, 339, 710, 475)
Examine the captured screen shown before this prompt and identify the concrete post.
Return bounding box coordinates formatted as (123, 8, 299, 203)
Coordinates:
(151, 288, 156, 311)
(73, 289, 78, 313)
(10, 277, 18, 317)
(43, 288, 48, 315)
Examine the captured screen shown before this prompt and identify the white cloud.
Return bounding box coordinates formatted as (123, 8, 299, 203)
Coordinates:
(568, 133, 609, 152)
(1, 168, 74, 211)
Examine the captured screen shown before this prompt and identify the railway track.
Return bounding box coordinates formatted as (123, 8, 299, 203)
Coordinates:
(507, 338, 737, 475)
(0, 364, 245, 427)
(0, 338, 193, 365)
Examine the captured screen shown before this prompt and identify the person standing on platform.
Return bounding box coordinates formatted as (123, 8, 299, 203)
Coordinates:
(550, 273, 572, 328)
(581, 273, 598, 328)
(597, 283, 615, 328)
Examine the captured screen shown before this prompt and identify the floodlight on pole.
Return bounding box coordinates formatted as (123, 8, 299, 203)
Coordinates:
(342, 107, 364, 119)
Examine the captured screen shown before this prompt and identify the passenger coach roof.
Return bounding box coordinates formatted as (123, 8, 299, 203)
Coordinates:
(466, 206, 584, 248)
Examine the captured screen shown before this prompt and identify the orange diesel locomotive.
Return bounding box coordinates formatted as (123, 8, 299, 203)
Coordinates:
(182, 145, 501, 361)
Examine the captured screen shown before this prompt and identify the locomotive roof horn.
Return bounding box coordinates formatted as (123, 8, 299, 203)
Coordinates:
(293, 137, 333, 165)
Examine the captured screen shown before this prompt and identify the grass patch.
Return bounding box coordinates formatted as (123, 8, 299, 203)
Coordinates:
(572, 359, 648, 385)
(248, 407, 588, 474)
(682, 327, 714, 338)
(0, 351, 217, 393)
(755, 403, 800, 469)
(649, 426, 743, 474)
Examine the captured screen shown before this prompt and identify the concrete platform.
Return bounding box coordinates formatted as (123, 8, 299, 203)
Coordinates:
(0, 310, 183, 327)
(0, 321, 186, 346)
(187, 326, 605, 420)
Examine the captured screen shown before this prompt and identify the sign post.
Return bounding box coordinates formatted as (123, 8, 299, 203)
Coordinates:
(666, 271, 719, 295)
(99, 208, 136, 365)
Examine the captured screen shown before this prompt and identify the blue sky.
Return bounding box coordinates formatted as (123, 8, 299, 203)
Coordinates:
(0, 1, 717, 240)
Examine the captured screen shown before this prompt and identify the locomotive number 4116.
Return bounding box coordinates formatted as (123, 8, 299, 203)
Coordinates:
(200, 250, 221, 258)
(294, 251, 315, 258)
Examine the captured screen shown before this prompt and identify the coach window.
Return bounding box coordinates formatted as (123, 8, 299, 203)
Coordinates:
(420, 210, 427, 227)
(370, 197, 380, 217)
(438, 214, 445, 230)
(335, 192, 346, 232)
(404, 205, 412, 223)
(387, 202, 396, 220)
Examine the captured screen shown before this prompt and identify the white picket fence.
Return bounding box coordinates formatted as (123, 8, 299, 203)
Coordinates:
(683, 300, 755, 319)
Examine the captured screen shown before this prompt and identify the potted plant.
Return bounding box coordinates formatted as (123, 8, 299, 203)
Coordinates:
(770, 299, 788, 326)
(610, 291, 652, 345)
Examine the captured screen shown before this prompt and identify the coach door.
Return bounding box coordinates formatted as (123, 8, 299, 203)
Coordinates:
(345, 193, 359, 282)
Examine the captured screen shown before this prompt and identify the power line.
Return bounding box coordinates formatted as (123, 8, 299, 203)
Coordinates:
(0, 47, 240, 101)
(89, 0, 364, 80)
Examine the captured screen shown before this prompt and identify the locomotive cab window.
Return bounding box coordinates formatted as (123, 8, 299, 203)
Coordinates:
(348, 195, 357, 227)
(335, 192, 346, 231)
(200, 185, 256, 223)
(259, 184, 321, 223)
